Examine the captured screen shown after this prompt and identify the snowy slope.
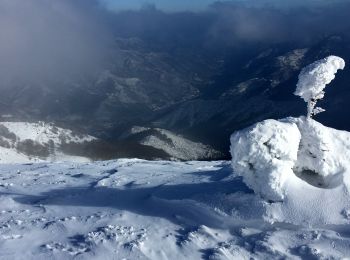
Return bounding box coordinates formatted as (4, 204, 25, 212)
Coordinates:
(1, 122, 95, 144)
(0, 147, 34, 164)
(0, 122, 96, 163)
(0, 122, 223, 162)
(1, 159, 350, 259)
(122, 126, 223, 160)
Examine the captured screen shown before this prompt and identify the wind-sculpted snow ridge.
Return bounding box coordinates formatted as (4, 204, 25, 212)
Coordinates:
(231, 117, 350, 226)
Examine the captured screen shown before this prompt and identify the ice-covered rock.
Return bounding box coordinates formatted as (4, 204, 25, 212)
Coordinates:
(230, 119, 301, 201)
(292, 118, 349, 189)
(231, 117, 350, 202)
(231, 117, 350, 225)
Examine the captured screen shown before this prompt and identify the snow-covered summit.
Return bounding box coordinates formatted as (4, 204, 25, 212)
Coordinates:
(1, 117, 350, 258)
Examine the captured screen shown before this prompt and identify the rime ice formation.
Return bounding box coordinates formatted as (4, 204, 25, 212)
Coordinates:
(294, 55, 345, 117)
(231, 117, 350, 200)
(230, 119, 301, 201)
(293, 118, 350, 188)
(295, 56, 345, 102)
(230, 55, 350, 226)
(231, 117, 350, 224)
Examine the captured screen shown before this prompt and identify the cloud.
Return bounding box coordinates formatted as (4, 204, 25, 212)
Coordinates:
(100, 1, 350, 51)
(99, 0, 350, 12)
(0, 0, 113, 84)
(0, 0, 349, 87)
(207, 2, 350, 46)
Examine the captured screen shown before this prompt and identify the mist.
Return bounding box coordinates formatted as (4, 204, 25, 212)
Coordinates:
(105, 1, 350, 49)
(208, 2, 350, 46)
(1, 0, 349, 86)
(0, 0, 113, 85)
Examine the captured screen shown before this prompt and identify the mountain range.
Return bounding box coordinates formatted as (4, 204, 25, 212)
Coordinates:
(1, 35, 349, 160)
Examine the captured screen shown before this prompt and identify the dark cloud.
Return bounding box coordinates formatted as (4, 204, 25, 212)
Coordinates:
(0, 0, 349, 86)
(99, 1, 350, 51)
(207, 2, 350, 46)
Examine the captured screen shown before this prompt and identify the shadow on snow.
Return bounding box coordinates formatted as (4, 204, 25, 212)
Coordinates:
(7, 167, 253, 229)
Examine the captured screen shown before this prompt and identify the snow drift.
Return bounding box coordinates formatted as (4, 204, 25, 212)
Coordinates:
(230, 117, 350, 225)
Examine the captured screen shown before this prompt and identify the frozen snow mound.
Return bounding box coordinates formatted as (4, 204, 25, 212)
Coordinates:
(292, 117, 350, 189)
(230, 119, 301, 201)
(231, 117, 350, 225)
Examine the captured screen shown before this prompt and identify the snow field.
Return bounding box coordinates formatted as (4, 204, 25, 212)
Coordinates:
(1, 159, 350, 259)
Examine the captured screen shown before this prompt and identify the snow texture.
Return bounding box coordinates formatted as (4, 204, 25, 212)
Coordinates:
(294, 55, 345, 102)
(231, 117, 350, 226)
(1, 159, 350, 259)
(0, 118, 349, 258)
